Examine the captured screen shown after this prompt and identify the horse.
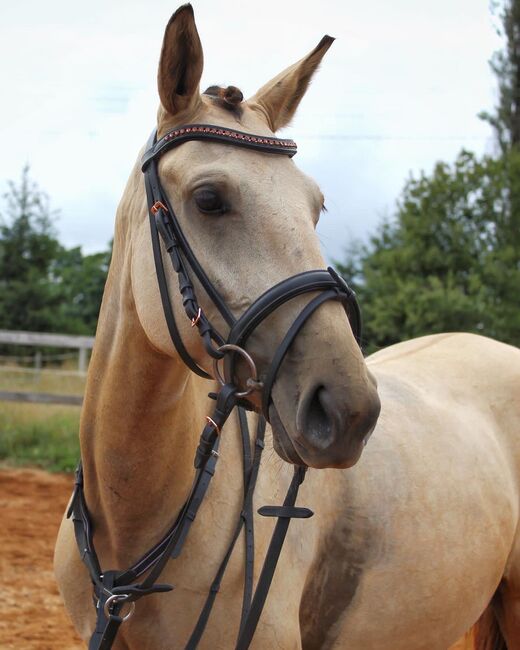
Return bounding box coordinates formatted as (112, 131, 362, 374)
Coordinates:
(54, 5, 520, 649)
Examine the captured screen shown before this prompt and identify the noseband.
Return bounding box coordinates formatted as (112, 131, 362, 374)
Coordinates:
(68, 122, 362, 650)
(142, 123, 361, 416)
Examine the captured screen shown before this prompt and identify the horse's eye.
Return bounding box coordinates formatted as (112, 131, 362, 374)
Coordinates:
(193, 188, 227, 215)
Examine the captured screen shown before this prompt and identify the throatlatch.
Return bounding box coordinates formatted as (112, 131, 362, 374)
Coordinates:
(68, 122, 361, 650)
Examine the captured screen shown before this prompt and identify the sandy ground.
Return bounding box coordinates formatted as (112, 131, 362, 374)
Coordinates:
(0, 468, 82, 650)
(0, 467, 475, 650)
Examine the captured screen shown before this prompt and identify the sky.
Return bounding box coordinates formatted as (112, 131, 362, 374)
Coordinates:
(0, 1, 502, 262)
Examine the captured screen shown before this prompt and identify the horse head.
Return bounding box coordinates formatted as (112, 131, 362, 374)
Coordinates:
(131, 4, 381, 469)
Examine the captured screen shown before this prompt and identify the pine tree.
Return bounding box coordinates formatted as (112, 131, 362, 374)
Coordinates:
(0, 165, 63, 332)
(480, 0, 520, 151)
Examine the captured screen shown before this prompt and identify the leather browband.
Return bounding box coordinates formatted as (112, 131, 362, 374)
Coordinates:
(141, 124, 298, 170)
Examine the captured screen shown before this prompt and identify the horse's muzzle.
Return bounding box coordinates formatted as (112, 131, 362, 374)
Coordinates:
(271, 377, 381, 469)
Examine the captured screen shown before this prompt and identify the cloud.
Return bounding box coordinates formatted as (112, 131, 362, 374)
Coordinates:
(0, 0, 500, 259)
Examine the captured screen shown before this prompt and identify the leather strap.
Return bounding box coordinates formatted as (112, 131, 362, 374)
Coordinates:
(257, 505, 313, 518)
(69, 387, 240, 650)
(227, 269, 358, 350)
(142, 124, 297, 170)
(260, 289, 343, 417)
(238, 414, 265, 631)
(235, 466, 311, 650)
(185, 416, 266, 649)
(223, 270, 360, 415)
(88, 573, 123, 650)
(146, 173, 212, 378)
(69, 409, 311, 650)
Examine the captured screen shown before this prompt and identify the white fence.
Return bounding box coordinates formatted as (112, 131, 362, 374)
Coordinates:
(0, 330, 94, 406)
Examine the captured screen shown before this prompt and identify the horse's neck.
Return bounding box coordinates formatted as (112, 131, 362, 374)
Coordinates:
(79, 259, 216, 568)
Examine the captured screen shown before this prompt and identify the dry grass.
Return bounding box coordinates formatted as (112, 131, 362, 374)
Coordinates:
(0, 365, 86, 395)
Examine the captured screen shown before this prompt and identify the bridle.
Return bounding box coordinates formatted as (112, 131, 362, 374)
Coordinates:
(143, 123, 361, 414)
(67, 122, 362, 650)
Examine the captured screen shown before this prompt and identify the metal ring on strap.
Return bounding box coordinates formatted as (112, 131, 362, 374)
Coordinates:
(213, 344, 263, 398)
(103, 594, 136, 622)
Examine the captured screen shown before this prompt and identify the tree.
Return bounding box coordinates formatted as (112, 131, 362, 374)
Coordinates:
(336, 150, 520, 352)
(0, 166, 111, 337)
(0, 165, 64, 332)
(337, 1, 520, 353)
(53, 244, 111, 335)
(480, 0, 520, 151)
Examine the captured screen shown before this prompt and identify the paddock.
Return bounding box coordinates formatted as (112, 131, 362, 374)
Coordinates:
(0, 468, 82, 649)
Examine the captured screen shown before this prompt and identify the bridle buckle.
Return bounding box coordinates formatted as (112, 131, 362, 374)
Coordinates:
(151, 200, 168, 215)
(205, 415, 221, 435)
(191, 308, 202, 327)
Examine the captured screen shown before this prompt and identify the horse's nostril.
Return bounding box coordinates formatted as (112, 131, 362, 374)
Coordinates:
(304, 386, 334, 448)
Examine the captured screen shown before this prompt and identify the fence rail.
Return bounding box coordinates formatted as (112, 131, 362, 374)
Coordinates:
(0, 329, 94, 373)
(0, 390, 83, 406)
(0, 365, 86, 378)
(0, 330, 94, 349)
(0, 330, 91, 405)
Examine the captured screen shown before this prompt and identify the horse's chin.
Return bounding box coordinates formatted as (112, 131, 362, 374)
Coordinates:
(269, 404, 306, 466)
(269, 404, 365, 469)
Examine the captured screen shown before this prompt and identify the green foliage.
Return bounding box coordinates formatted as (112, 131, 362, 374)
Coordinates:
(0, 407, 80, 472)
(53, 245, 111, 334)
(337, 2, 520, 353)
(0, 165, 110, 336)
(0, 371, 83, 472)
(0, 165, 64, 332)
(337, 150, 520, 352)
(479, 0, 520, 151)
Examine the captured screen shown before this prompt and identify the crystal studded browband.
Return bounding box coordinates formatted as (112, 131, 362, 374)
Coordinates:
(141, 123, 298, 169)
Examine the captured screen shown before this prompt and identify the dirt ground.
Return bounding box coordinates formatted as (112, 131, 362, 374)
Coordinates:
(0, 468, 83, 650)
(0, 467, 474, 650)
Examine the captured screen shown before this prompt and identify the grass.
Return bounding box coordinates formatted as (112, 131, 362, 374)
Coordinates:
(0, 366, 83, 472)
(0, 366, 86, 395)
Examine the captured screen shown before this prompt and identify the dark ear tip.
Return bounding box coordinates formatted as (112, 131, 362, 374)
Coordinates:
(169, 3, 195, 24)
(308, 35, 334, 59)
(318, 34, 335, 48)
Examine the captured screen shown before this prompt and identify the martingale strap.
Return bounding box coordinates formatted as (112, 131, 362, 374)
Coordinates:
(68, 390, 312, 650)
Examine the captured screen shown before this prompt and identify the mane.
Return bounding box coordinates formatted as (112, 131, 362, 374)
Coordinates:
(203, 85, 244, 116)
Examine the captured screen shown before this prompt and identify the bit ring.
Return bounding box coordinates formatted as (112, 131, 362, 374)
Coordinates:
(213, 344, 263, 397)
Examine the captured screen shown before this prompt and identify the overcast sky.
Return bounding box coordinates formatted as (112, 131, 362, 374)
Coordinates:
(0, 1, 502, 262)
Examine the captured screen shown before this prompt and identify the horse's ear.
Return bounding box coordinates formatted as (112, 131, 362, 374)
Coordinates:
(248, 36, 334, 132)
(157, 4, 203, 117)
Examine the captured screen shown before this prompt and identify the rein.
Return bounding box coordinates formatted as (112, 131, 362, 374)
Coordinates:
(67, 123, 361, 650)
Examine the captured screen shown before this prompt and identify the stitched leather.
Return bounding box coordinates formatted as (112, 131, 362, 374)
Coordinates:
(141, 124, 297, 170)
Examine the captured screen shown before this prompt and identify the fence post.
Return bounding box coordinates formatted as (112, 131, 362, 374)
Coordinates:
(34, 351, 42, 371)
(78, 347, 88, 373)
(34, 350, 42, 383)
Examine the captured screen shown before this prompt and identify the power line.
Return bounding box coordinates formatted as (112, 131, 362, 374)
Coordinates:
(296, 134, 489, 142)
